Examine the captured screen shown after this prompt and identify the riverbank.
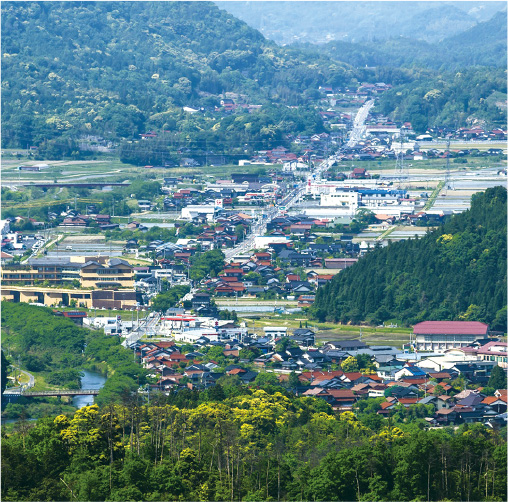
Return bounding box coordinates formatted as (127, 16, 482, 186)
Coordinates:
(1, 369, 107, 425)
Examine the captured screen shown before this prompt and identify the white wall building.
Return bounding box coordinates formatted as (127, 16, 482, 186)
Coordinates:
(413, 321, 489, 352)
(264, 326, 288, 338)
(1, 220, 10, 236)
(254, 236, 291, 249)
(181, 205, 216, 221)
(173, 329, 219, 343)
(320, 190, 359, 215)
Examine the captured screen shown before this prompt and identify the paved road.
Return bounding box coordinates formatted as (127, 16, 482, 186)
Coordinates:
(224, 109, 365, 262)
(127, 100, 371, 338)
(122, 311, 161, 347)
(4, 367, 35, 394)
(346, 100, 374, 148)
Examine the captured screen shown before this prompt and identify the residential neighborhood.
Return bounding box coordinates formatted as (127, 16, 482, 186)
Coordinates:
(129, 317, 507, 427)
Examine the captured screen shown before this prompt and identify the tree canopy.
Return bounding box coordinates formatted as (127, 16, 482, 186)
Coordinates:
(311, 186, 507, 328)
(1, 391, 506, 501)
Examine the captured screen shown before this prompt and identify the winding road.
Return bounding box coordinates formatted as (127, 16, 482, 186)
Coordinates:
(3, 366, 35, 395)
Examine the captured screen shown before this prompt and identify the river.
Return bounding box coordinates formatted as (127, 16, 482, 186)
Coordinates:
(72, 369, 107, 408)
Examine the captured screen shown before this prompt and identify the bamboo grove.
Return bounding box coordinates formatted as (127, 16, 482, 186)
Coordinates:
(2, 389, 506, 501)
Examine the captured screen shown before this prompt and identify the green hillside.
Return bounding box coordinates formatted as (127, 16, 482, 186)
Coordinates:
(311, 186, 507, 330)
(300, 11, 507, 133)
(318, 11, 507, 70)
(216, 1, 505, 44)
(374, 67, 507, 133)
(1, 1, 356, 151)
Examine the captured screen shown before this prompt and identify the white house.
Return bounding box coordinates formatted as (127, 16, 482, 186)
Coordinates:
(264, 326, 288, 338)
(181, 205, 216, 221)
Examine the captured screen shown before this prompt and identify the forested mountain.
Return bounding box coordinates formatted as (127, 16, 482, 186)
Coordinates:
(1, 1, 356, 149)
(311, 186, 507, 329)
(216, 1, 506, 44)
(316, 11, 507, 70)
(441, 11, 508, 68)
(2, 2, 505, 154)
(374, 67, 507, 133)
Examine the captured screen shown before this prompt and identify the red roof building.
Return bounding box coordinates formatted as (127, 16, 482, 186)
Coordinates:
(413, 321, 490, 352)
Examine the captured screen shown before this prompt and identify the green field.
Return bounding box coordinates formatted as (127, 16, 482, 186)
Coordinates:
(1, 155, 282, 184)
(334, 155, 505, 175)
(240, 314, 411, 347)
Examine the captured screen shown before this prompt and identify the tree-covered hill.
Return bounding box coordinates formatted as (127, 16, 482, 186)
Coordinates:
(374, 67, 507, 133)
(2, 392, 506, 501)
(216, 1, 505, 45)
(298, 11, 507, 134)
(1, 302, 147, 401)
(317, 11, 507, 71)
(1, 1, 357, 148)
(440, 11, 508, 68)
(311, 186, 507, 330)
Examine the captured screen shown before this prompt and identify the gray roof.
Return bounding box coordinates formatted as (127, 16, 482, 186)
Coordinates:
(108, 258, 131, 266)
(329, 340, 368, 349)
(419, 396, 437, 405)
(28, 258, 77, 267)
(293, 328, 314, 336)
(81, 261, 102, 268)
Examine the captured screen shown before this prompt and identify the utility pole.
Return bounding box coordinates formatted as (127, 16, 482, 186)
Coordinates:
(395, 128, 408, 188)
(444, 137, 452, 192)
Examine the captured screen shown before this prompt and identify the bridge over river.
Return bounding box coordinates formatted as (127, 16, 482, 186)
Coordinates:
(3, 389, 100, 397)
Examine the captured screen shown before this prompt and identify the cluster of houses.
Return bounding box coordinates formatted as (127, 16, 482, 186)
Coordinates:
(134, 213, 363, 298)
(59, 212, 117, 230)
(134, 318, 507, 426)
(161, 171, 286, 217)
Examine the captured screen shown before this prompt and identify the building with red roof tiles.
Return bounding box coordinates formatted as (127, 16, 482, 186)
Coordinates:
(481, 395, 507, 413)
(397, 397, 420, 407)
(413, 321, 490, 351)
(341, 372, 363, 383)
(286, 274, 301, 282)
(377, 401, 396, 415)
(228, 368, 246, 375)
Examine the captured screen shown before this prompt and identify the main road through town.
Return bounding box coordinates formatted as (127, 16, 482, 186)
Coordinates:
(224, 99, 375, 261)
(124, 99, 375, 339)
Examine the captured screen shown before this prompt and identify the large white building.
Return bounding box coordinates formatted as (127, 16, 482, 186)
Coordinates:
(320, 189, 359, 209)
(254, 236, 291, 248)
(181, 205, 216, 221)
(264, 326, 288, 338)
(1, 220, 10, 236)
(413, 321, 490, 352)
(173, 328, 220, 343)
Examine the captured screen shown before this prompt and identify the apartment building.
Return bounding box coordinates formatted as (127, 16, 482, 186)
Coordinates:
(2, 256, 133, 288)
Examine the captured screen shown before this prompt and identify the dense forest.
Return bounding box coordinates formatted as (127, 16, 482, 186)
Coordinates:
(118, 105, 327, 166)
(374, 67, 507, 133)
(3, 2, 506, 157)
(216, 1, 505, 44)
(1, 1, 355, 152)
(2, 390, 507, 502)
(298, 11, 507, 70)
(311, 186, 507, 329)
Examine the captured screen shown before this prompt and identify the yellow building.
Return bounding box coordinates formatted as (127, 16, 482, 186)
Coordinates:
(80, 258, 134, 289)
(1, 285, 138, 310)
(1, 257, 133, 289)
(1, 257, 137, 309)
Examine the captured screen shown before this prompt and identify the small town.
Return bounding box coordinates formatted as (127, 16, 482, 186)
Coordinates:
(3, 94, 506, 429)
